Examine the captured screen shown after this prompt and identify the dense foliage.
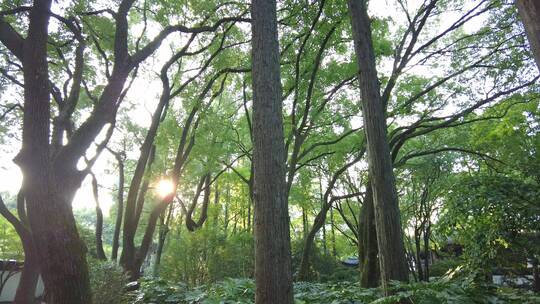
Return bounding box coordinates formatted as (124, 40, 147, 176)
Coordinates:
(131, 277, 540, 304)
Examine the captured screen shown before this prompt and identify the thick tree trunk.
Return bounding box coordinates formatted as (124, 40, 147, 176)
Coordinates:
(516, 0, 540, 71)
(15, 1, 92, 302)
(15, 240, 39, 304)
(358, 182, 379, 288)
(29, 187, 92, 303)
(251, 0, 294, 302)
(347, 0, 409, 293)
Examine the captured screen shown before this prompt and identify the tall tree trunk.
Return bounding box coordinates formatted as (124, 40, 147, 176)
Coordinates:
(251, 0, 294, 302)
(322, 220, 327, 256)
(120, 86, 162, 275)
(111, 149, 125, 261)
(414, 231, 424, 281)
(532, 256, 540, 292)
(302, 207, 308, 240)
(319, 180, 328, 256)
(247, 197, 252, 233)
(404, 236, 418, 282)
(126, 202, 168, 279)
(330, 207, 337, 257)
(224, 186, 230, 234)
(120, 145, 155, 278)
(213, 180, 220, 227)
(347, 0, 409, 293)
(516, 0, 540, 71)
(423, 224, 430, 281)
(358, 182, 379, 288)
(15, 1, 91, 302)
(91, 173, 107, 260)
(154, 202, 174, 277)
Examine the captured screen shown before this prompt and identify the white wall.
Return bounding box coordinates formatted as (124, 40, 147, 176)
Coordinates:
(0, 271, 44, 302)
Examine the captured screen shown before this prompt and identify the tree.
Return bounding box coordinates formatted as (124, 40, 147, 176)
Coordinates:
(89, 172, 107, 260)
(0, 193, 38, 303)
(347, 0, 410, 291)
(107, 147, 126, 262)
(0, 1, 94, 301)
(516, 0, 540, 71)
(251, 0, 294, 302)
(297, 150, 364, 281)
(0, 0, 249, 299)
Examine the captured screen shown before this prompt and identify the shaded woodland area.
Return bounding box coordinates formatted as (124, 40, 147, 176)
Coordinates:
(0, 0, 539, 303)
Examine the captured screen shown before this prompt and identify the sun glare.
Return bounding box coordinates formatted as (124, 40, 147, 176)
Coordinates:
(156, 179, 175, 197)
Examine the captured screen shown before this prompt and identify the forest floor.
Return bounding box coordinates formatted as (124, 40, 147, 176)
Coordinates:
(129, 277, 540, 304)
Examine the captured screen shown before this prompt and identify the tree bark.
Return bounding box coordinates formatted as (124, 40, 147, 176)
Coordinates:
(14, 1, 92, 302)
(0, 195, 39, 303)
(347, 0, 409, 293)
(251, 0, 294, 302)
(110, 149, 125, 261)
(153, 203, 173, 277)
(516, 0, 540, 72)
(330, 207, 337, 257)
(298, 207, 328, 281)
(91, 173, 107, 260)
(15, 238, 39, 304)
(358, 182, 379, 288)
(423, 224, 430, 281)
(532, 256, 540, 292)
(414, 230, 424, 281)
(129, 199, 170, 279)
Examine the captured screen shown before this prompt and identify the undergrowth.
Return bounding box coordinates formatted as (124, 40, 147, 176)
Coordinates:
(129, 276, 540, 304)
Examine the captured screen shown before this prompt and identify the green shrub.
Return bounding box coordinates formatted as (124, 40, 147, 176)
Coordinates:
(429, 258, 463, 278)
(160, 227, 254, 286)
(89, 258, 129, 304)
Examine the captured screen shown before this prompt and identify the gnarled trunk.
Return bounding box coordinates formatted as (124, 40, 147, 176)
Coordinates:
(16, 1, 91, 301)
